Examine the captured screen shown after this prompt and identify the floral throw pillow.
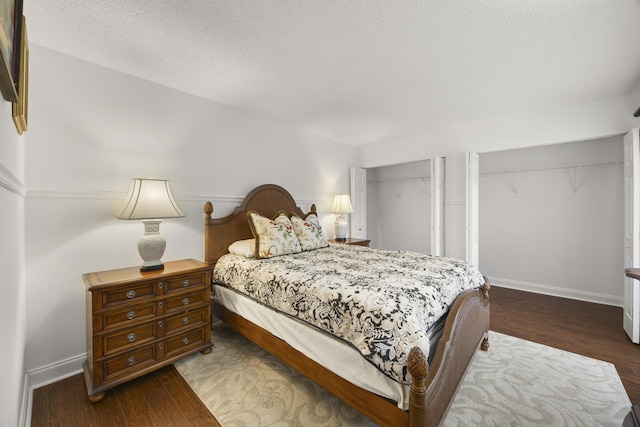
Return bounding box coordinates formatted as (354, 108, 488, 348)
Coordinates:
(247, 211, 302, 259)
(290, 213, 328, 251)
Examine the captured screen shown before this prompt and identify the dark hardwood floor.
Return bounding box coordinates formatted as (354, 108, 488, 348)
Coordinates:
(31, 286, 639, 426)
(30, 364, 220, 427)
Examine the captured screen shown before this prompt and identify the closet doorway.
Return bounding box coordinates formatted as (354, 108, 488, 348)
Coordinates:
(367, 159, 434, 253)
(479, 135, 624, 306)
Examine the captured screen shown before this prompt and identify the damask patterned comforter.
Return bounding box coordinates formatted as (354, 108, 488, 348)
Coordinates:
(213, 244, 485, 384)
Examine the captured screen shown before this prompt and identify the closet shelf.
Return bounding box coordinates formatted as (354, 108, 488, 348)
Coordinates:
(480, 160, 622, 195)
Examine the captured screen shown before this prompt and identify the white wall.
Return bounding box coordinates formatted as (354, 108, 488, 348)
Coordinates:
(367, 160, 431, 253)
(359, 92, 640, 169)
(0, 100, 27, 426)
(23, 45, 358, 390)
(479, 136, 624, 305)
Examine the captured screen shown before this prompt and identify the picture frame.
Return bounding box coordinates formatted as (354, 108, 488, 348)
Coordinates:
(12, 15, 26, 134)
(0, 0, 24, 103)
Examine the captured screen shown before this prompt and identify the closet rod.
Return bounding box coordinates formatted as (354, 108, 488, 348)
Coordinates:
(480, 160, 621, 177)
(373, 176, 431, 184)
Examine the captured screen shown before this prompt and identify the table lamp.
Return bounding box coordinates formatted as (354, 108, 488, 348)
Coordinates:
(115, 178, 184, 271)
(331, 194, 353, 241)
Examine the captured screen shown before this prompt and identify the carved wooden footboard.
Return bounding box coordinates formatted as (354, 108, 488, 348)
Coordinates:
(409, 282, 490, 426)
(204, 184, 491, 427)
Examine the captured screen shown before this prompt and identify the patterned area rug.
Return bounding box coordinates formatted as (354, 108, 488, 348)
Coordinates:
(174, 324, 631, 426)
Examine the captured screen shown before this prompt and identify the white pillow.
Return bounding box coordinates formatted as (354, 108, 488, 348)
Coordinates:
(247, 211, 302, 259)
(228, 239, 255, 258)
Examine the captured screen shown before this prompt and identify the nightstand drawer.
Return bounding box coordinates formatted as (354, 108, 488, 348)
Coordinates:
(103, 344, 160, 381)
(166, 307, 207, 334)
(165, 290, 207, 313)
(165, 327, 206, 358)
(102, 282, 156, 307)
(164, 273, 206, 293)
(102, 302, 156, 330)
(103, 321, 158, 355)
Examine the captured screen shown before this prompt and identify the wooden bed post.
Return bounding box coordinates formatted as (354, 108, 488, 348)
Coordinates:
(408, 347, 429, 426)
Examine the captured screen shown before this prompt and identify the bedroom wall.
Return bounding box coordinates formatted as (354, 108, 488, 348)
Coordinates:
(0, 102, 27, 427)
(23, 45, 358, 391)
(479, 136, 624, 305)
(367, 159, 432, 253)
(358, 93, 640, 169)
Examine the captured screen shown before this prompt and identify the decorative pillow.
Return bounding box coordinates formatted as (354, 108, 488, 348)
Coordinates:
(247, 211, 302, 259)
(290, 213, 328, 251)
(228, 239, 255, 258)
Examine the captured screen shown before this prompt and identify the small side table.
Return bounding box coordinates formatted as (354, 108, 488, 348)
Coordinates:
(83, 259, 213, 402)
(328, 238, 371, 247)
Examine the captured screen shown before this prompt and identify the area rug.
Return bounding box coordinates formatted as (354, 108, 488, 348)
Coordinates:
(174, 324, 631, 426)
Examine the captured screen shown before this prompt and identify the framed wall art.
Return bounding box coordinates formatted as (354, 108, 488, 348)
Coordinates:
(0, 0, 24, 103)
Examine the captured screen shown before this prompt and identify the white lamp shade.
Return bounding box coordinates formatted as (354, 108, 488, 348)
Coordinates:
(331, 194, 353, 213)
(116, 178, 184, 220)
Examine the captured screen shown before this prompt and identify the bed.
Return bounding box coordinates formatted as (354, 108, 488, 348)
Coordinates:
(204, 184, 490, 427)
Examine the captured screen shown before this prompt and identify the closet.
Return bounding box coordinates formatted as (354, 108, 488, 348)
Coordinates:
(479, 135, 624, 305)
(367, 159, 432, 253)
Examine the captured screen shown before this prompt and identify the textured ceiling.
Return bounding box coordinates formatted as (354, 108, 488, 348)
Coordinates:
(23, 1, 640, 146)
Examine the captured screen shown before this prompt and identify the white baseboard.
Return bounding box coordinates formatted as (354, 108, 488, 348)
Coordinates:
(488, 275, 624, 307)
(19, 353, 85, 427)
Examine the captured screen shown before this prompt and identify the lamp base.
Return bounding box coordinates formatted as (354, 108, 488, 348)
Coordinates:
(334, 220, 348, 240)
(138, 220, 167, 272)
(140, 263, 164, 272)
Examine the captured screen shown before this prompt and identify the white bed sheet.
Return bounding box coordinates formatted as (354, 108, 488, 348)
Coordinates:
(214, 284, 443, 410)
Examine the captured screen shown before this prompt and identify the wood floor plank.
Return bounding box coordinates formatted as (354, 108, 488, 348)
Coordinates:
(30, 286, 638, 426)
(88, 387, 127, 427)
(115, 377, 165, 427)
(134, 366, 198, 427)
(31, 375, 94, 427)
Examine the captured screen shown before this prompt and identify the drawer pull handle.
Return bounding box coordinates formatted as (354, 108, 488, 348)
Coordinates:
(182, 297, 190, 305)
(158, 282, 163, 289)
(127, 333, 136, 342)
(158, 343, 163, 349)
(182, 337, 189, 345)
(126, 290, 136, 299)
(182, 279, 190, 287)
(182, 317, 189, 325)
(159, 302, 163, 308)
(126, 311, 136, 320)
(158, 320, 163, 327)
(127, 357, 136, 366)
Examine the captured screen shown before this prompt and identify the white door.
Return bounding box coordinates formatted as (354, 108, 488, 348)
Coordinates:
(466, 152, 480, 267)
(431, 157, 445, 256)
(624, 128, 640, 344)
(350, 166, 367, 239)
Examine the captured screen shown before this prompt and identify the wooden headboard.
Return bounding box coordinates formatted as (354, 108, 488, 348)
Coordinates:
(204, 184, 315, 265)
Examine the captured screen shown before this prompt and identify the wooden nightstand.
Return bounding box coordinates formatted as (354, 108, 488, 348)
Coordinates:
(328, 238, 371, 247)
(82, 259, 213, 403)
